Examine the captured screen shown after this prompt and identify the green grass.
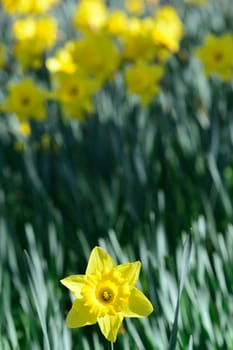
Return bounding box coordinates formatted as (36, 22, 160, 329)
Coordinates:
(1, 211, 233, 349)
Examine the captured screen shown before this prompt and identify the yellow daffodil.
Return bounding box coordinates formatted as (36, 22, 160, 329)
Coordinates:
(51, 72, 97, 120)
(71, 34, 120, 85)
(125, 61, 164, 105)
(51, 73, 98, 103)
(1, 78, 48, 121)
(61, 246, 153, 342)
(46, 42, 77, 74)
(2, 0, 58, 14)
(73, 0, 108, 33)
(125, 0, 145, 15)
(122, 17, 156, 61)
(13, 16, 57, 50)
(13, 16, 57, 70)
(13, 41, 43, 70)
(106, 10, 128, 36)
(152, 6, 184, 53)
(194, 33, 233, 81)
(1, 0, 29, 13)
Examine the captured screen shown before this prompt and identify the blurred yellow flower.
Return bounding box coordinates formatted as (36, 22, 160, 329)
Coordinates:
(29, 0, 58, 13)
(13, 41, 43, 70)
(0, 44, 7, 68)
(19, 121, 31, 137)
(152, 6, 184, 53)
(122, 17, 156, 61)
(194, 33, 233, 81)
(2, 0, 58, 14)
(46, 42, 77, 74)
(73, 0, 108, 32)
(72, 34, 120, 84)
(13, 16, 57, 50)
(13, 16, 57, 70)
(107, 10, 128, 36)
(61, 246, 153, 342)
(51, 73, 97, 120)
(125, 0, 145, 15)
(125, 61, 164, 105)
(1, 78, 48, 121)
(52, 72, 98, 102)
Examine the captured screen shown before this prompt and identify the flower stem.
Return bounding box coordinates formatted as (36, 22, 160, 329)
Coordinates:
(109, 342, 114, 350)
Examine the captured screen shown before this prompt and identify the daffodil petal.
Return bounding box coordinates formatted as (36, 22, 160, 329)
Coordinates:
(60, 275, 85, 298)
(115, 261, 141, 288)
(124, 287, 154, 317)
(97, 314, 123, 342)
(66, 298, 97, 328)
(85, 246, 115, 275)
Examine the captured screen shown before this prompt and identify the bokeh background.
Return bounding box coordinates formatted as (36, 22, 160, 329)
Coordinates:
(1, 0, 233, 349)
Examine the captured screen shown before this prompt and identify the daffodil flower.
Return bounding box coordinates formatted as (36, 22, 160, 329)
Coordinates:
(194, 33, 233, 81)
(1, 78, 48, 121)
(61, 246, 153, 342)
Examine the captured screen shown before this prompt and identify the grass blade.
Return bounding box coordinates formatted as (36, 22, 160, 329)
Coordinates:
(168, 234, 192, 350)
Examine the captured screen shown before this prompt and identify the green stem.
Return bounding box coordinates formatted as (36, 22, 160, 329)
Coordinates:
(109, 342, 114, 350)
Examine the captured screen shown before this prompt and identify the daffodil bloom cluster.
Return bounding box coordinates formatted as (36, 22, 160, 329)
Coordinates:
(46, 2, 184, 106)
(1, 0, 58, 14)
(46, 42, 77, 75)
(194, 33, 233, 81)
(0, 0, 185, 121)
(13, 16, 57, 70)
(61, 246, 153, 342)
(47, 34, 120, 86)
(72, 33, 121, 85)
(73, 1, 184, 62)
(77, 1, 182, 103)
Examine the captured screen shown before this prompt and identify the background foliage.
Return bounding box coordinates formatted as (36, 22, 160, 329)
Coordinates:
(1, 0, 233, 349)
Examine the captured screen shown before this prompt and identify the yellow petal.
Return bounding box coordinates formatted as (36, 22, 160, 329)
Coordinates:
(115, 261, 141, 288)
(85, 246, 115, 275)
(60, 275, 85, 298)
(97, 314, 124, 342)
(66, 298, 97, 328)
(124, 288, 154, 317)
